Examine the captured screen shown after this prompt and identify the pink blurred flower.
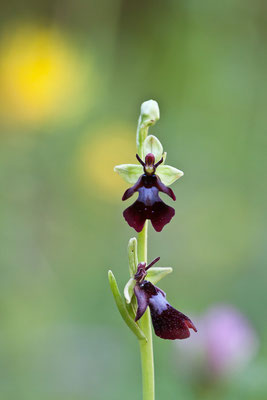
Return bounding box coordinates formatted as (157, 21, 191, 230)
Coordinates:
(175, 304, 259, 382)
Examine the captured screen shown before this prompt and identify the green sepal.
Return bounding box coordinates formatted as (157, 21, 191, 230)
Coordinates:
(146, 266, 173, 285)
(128, 237, 138, 276)
(108, 270, 146, 341)
(143, 135, 163, 163)
(124, 277, 135, 304)
(157, 165, 184, 186)
(114, 164, 143, 184)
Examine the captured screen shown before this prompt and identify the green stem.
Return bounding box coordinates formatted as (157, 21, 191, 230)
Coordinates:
(137, 221, 155, 400)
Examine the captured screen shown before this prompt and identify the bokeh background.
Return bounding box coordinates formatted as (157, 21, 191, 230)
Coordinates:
(0, 1, 266, 399)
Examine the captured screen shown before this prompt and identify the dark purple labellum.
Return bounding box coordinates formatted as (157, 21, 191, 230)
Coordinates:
(134, 259, 197, 340)
(122, 154, 176, 232)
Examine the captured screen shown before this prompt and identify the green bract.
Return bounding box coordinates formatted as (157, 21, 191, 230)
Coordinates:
(108, 270, 146, 341)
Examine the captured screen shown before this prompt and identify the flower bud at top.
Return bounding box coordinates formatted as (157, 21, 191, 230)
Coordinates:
(140, 100, 160, 125)
(137, 100, 160, 158)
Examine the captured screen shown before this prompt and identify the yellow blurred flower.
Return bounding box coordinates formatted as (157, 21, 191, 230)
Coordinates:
(77, 124, 137, 201)
(0, 24, 87, 125)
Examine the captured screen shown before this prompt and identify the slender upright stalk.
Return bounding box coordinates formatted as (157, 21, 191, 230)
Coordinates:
(138, 221, 155, 400)
(111, 101, 185, 400)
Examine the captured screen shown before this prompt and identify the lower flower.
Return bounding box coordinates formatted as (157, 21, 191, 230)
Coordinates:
(134, 259, 197, 340)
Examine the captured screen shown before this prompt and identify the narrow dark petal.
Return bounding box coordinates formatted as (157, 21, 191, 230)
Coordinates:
(146, 257, 160, 271)
(154, 157, 163, 168)
(134, 284, 149, 321)
(136, 154, 145, 167)
(123, 201, 147, 232)
(155, 176, 176, 201)
(136, 281, 197, 340)
(150, 202, 175, 232)
(122, 176, 143, 201)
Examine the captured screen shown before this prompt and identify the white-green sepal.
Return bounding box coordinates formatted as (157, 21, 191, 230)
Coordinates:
(128, 237, 138, 276)
(124, 277, 135, 304)
(157, 165, 184, 186)
(146, 267, 173, 285)
(143, 135, 163, 163)
(114, 164, 143, 184)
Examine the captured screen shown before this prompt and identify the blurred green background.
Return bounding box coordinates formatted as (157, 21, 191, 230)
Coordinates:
(0, 1, 266, 399)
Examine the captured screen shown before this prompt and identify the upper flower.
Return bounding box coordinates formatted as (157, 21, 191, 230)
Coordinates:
(115, 134, 184, 232)
(114, 135, 184, 187)
(134, 259, 197, 340)
(122, 153, 177, 232)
